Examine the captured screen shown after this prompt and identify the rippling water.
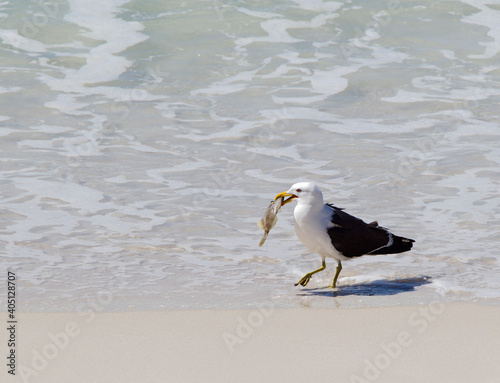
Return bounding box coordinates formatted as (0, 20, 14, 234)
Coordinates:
(1, 0, 499, 311)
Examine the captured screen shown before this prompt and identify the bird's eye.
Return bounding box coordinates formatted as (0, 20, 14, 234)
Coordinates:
(296, 188, 302, 193)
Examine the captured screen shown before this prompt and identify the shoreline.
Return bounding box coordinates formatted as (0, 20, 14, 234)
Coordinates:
(2, 303, 499, 382)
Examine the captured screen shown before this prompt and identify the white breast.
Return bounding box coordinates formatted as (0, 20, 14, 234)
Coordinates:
(293, 203, 343, 260)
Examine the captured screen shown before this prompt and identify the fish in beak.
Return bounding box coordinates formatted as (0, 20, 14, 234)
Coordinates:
(257, 190, 297, 246)
(257, 197, 283, 246)
(274, 191, 297, 206)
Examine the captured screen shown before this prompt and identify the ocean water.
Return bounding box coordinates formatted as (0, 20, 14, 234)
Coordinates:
(0, 0, 499, 311)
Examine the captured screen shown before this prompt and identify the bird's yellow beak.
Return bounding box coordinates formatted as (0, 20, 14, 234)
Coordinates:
(275, 191, 297, 205)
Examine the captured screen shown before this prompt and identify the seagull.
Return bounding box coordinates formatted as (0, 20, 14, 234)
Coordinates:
(275, 182, 414, 288)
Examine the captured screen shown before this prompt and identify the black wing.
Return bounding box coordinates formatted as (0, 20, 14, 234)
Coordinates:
(326, 204, 414, 258)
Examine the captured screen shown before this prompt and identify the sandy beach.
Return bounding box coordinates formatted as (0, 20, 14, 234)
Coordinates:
(3, 303, 499, 383)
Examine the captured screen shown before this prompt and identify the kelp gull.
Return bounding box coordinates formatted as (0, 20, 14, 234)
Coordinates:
(275, 182, 414, 288)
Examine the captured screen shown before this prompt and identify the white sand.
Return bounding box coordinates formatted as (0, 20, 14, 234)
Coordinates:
(3, 303, 500, 383)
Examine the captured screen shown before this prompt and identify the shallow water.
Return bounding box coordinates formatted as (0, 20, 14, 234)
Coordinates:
(0, 0, 499, 311)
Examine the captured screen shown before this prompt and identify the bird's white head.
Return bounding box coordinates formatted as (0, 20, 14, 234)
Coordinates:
(275, 182, 324, 206)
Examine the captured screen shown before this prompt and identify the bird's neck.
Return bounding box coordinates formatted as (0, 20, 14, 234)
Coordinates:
(295, 200, 323, 214)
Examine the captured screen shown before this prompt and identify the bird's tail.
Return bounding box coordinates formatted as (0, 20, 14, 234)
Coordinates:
(369, 235, 414, 255)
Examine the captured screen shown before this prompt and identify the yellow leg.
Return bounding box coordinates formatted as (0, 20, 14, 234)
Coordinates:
(328, 260, 342, 288)
(295, 259, 326, 287)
